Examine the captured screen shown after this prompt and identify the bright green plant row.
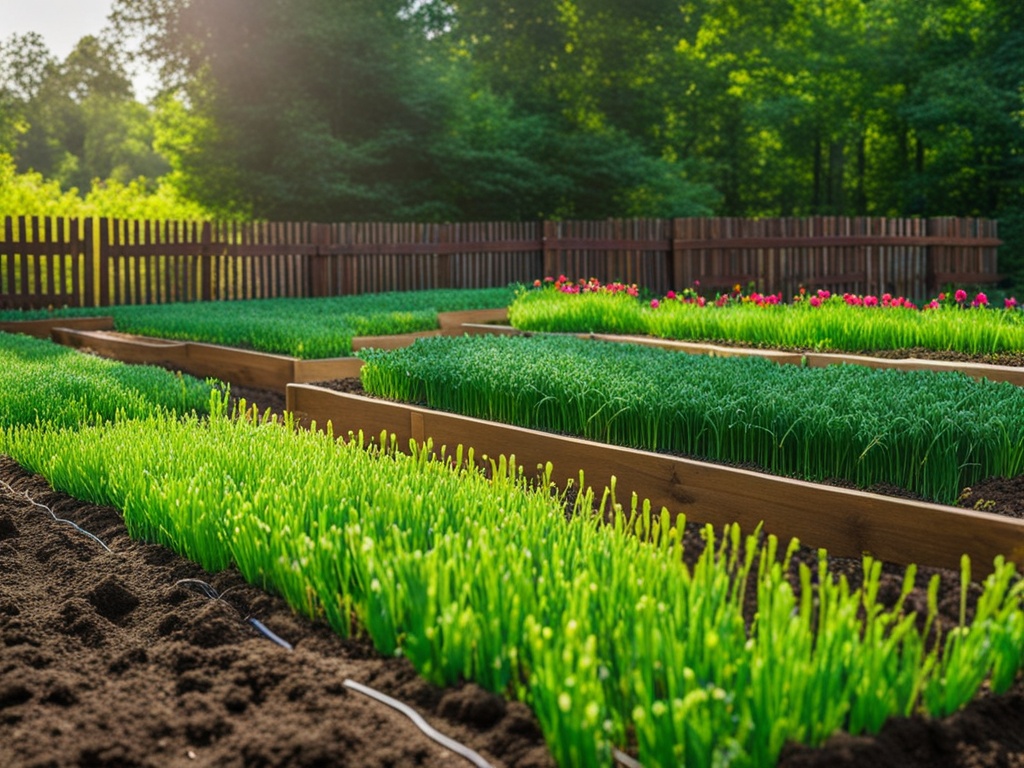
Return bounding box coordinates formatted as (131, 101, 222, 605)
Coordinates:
(0, 287, 515, 359)
(1, 397, 1021, 767)
(509, 288, 1024, 356)
(0, 331, 215, 426)
(359, 335, 1024, 505)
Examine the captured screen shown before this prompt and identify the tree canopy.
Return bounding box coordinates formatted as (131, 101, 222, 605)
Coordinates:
(2, 0, 1020, 277)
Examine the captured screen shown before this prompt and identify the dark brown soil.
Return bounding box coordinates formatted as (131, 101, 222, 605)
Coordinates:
(0, 457, 553, 768)
(2, 451, 1022, 767)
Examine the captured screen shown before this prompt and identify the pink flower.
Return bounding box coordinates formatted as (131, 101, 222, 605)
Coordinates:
(863, 295, 878, 307)
(533, 279, 542, 287)
(650, 299, 660, 309)
(954, 289, 968, 303)
(925, 300, 941, 310)
(938, 292, 946, 301)
(1006, 297, 1018, 309)
(809, 296, 822, 307)
(973, 292, 988, 307)
(666, 290, 676, 300)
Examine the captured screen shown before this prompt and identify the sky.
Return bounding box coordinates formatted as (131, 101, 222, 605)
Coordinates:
(0, 0, 157, 98)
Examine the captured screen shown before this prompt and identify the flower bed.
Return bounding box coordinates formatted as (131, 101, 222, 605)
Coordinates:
(510, 278, 1024, 360)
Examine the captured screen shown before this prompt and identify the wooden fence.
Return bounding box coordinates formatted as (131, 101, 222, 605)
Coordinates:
(0, 215, 1000, 309)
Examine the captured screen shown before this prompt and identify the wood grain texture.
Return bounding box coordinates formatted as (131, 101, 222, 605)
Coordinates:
(286, 384, 1024, 575)
(437, 308, 509, 329)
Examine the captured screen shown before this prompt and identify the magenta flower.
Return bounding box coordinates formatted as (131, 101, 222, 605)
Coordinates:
(650, 299, 660, 309)
(809, 296, 822, 307)
(1006, 297, 1018, 309)
(925, 300, 941, 309)
(955, 289, 968, 303)
(666, 290, 676, 300)
(864, 295, 878, 307)
(973, 292, 988, 307)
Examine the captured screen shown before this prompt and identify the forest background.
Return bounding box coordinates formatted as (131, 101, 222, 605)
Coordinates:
(1, 0, 1022, 290)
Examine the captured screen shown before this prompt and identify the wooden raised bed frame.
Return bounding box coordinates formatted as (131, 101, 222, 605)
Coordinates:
(461, 325, 1024, 387)
(286, 383, 1024, 576)
(15, 305, 1021, 574)
(43, 308, 509, 392)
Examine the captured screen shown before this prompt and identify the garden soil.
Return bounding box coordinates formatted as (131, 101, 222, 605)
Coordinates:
(2, 381, 1023, 767)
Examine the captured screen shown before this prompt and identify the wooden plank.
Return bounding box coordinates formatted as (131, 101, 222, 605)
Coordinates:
(437, 308, 509, 329)
(286, 385, 1024, 575)
(805, 353, 1024, 386)
(287, 384, 414, 444)
(293, 357, 364, 383)
(185, 342, 295, 392)
(50, 328, 188, 368)
(351, 329, 446, 351)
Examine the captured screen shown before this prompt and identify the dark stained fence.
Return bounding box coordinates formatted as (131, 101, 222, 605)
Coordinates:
(0, 215, 1002, 310)
(0, 216, 88, 309)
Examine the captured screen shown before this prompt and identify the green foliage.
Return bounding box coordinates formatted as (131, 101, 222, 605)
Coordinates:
(0, 287, 515, 358)
(4, 1, 1019, 275)
(509, 285, 1024, 356)
(2, 396, 1021, 766)
(0, 331, 215, 427)
(0, 152, 214, 219)
(359, 333, 1024, 504)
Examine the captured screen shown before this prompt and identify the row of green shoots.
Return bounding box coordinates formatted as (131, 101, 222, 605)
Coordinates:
(510, 278, 1024, 356)
(0, 331, 216, 427)
(358, 333, 1024, 505)
(0, 286, 514, 359)
(1, 385, 1021, 767)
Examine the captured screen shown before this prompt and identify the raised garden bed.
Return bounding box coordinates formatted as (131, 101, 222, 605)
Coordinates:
(463, 324, 1024, 386)
(4, 455, 1022, 768)
(50, 327, 363, 394)
(45, 309, 506, 393)
(3, 326, 1023, 766)
(286, 383, 1024, 576)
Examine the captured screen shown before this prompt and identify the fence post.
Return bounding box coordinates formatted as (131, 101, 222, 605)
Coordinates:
(670, 218, 685, 293)
(97, 218, 111, 307)
(542, 220, 558, 278)
(437, 223, 452, 289)
(310, 223, 329, 297)
(200, 221, 213, 302)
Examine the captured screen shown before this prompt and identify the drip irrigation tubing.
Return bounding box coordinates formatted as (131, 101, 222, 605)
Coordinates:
(174, 578, 293, 650)
(0, 479, 111, 552)
(343, 679, 495, 768)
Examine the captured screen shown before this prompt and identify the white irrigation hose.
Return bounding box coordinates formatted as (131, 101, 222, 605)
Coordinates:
(0, 479, 111, 552)
(342, 679, 494, 768)
(175, 578, 294, 650)
(248, 618, 293, 651)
